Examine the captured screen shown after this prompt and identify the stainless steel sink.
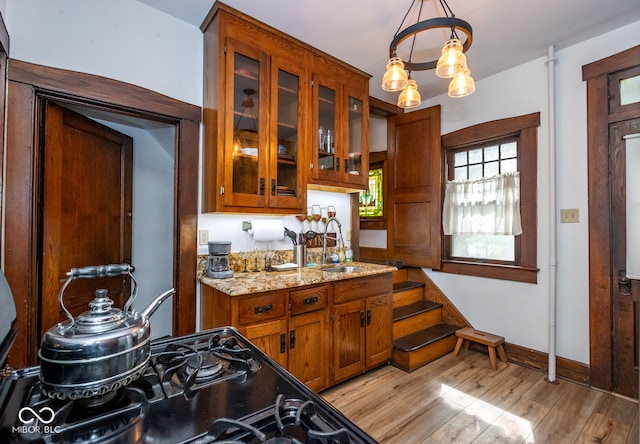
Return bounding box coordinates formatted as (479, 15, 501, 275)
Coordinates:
(319, 266, 366, 273)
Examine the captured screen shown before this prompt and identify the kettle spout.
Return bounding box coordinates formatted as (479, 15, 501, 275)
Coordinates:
(140, 288, 175, 319)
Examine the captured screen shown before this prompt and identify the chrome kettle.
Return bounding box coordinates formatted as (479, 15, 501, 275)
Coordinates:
(38, 264, 174, 399)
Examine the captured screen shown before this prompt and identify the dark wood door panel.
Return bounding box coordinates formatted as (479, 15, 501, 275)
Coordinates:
(387, 105, 441, 268)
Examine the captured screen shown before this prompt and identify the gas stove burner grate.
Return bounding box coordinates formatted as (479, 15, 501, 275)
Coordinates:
(195, 394, 351, 444)
(151, 332, 261, 399)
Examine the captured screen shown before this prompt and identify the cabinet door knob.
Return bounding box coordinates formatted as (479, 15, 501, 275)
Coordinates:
(271, 179, 276, 196)
(360, 311, 366, 328)
(259, 178, 265, 195)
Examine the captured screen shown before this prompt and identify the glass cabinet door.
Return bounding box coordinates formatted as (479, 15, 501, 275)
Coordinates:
(343, 81, 368, 187)
(270, 60, 305, 209)
(313, 73, 340, 181)
(223, 40, 267, 208)
(346, 95, 364, 179)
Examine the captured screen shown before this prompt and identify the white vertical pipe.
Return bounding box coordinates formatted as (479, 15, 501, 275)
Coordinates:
(546, 45, 558, 383)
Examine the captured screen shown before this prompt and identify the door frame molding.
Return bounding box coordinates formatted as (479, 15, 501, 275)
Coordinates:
(4, 60, 200, 366)
(583, 45, 640, 392)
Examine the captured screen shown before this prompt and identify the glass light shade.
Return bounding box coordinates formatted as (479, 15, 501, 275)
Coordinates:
(435, 39, 467, 78)
(382, 57, 409, 92)
(397, 79, 421, 108)
(448, 69, 475, 98)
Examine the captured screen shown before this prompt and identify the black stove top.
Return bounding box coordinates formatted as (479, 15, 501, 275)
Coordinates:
(0, 328, 376, 444)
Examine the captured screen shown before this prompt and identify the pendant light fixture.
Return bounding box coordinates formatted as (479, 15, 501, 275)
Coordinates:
(382, 0, 475, 108)
(233, 88, 258, 155)
(397, 75, 422, 109)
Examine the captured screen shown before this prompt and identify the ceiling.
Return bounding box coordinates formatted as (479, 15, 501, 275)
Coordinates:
(138, 0, 640, 103)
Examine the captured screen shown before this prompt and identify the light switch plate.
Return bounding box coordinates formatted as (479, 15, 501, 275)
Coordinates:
(560, 208, 579, 223)
(199, 229, 209, 245)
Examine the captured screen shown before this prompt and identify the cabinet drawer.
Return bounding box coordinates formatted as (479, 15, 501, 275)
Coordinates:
(237, 291, 287, 325)
(290, 285, 329, 315)
(334, 273, 392, 303)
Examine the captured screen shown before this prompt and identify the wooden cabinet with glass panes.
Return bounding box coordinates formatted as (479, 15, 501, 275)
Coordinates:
(310, 55, 370, 191)
(202, 3, 371, 213)
(202, 4, 308, 213)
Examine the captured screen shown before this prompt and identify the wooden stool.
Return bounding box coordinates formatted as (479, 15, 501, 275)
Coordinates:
(454, 327, 507, 370)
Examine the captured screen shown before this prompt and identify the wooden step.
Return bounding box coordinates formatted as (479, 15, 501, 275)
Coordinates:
(393, 301, 443, 340)
(392, 323, 461, 372)
(392, 281, 425, 308)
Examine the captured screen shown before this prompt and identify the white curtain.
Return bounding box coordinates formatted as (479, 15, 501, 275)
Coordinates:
(443, 171, 522, 236)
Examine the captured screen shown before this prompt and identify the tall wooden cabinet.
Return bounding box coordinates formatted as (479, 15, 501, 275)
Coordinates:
(202, 3, 370, 214)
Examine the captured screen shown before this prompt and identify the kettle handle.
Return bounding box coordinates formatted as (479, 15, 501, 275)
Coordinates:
(58, 264, 136, 329)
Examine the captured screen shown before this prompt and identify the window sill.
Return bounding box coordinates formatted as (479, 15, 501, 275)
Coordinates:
(436, 260, 539, 284)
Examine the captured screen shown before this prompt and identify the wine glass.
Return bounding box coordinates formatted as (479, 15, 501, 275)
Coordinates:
(306, 207, 313, 232)
(252, 245, 260, 272)
(295, 213, 306, 233)
(312, 205, 321, 231)
(265, 246, 273, 271)
(241, 249, 249, 273)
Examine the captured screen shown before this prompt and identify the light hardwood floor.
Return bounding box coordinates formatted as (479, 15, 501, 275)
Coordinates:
(322, 350, 639, 443)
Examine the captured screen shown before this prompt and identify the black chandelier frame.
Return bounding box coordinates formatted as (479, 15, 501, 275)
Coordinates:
(388, 2, 473, 72)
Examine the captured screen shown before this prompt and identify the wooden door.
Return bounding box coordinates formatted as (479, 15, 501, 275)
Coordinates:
(240, 319, 288, 368)
(610, 118, 640, 398)
(288, 310, 328, 391)
(332, 299, 366, 383)
(40, 102, 133, 336)
(365, 294, 393, 368)
(387, 105, 442, 267)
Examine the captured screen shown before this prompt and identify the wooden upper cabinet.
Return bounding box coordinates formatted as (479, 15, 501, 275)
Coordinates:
(202, 3, 371, 213)
(310, 55, 370, 191)
(387, 105, 442, 268)
(202, 5, 308, 213)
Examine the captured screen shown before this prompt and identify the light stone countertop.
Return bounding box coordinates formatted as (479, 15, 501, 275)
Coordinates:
(199, 262, 397, 296)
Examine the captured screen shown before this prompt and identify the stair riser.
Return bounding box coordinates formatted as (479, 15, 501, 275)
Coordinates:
(393, 287, 423, 308)
(392, 335, 458, 372)
(393, 309, 443, 340)
(392, 268, 408, 284)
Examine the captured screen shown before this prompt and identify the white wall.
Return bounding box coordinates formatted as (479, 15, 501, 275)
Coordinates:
(101, 122, 175, 339)
(362, 22, 640, 364)
(5, 0, 203, 106)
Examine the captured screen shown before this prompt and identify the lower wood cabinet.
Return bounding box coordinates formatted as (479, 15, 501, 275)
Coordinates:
(288, 309, 329, 391)
(332, 274, 393, 384)
(239, 318, 288, 369)
(200, 273, 392, 391)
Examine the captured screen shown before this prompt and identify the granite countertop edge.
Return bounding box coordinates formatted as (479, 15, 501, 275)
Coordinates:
(199, 262, 397, 296)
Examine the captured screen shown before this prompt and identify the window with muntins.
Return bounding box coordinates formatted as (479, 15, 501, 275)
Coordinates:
(440, 113, 540, 283)
(447, 137, 519, 263)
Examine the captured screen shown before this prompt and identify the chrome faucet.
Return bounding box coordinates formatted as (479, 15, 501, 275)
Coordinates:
(322, 217, 344, 265)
